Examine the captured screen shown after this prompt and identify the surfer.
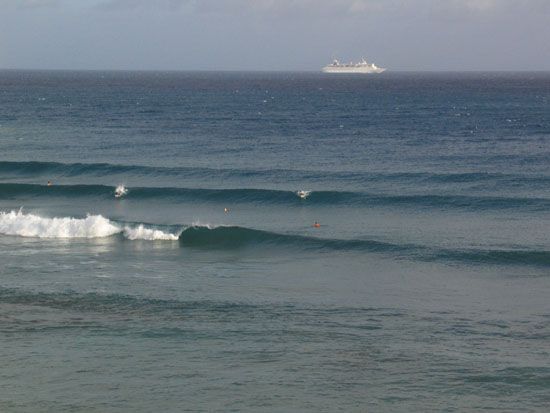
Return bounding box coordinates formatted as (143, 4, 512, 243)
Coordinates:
(313, 221, 320, 228)
(47, 180, 52, 186)
(224, 207, 229, 213)
(297, 190, 310, 199)
(114, 184, 127, 198)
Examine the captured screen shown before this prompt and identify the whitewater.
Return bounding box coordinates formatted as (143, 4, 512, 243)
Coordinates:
(0, 210, 179, 240)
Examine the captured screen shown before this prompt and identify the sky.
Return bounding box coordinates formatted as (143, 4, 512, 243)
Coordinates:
(1, 0, 550, 71)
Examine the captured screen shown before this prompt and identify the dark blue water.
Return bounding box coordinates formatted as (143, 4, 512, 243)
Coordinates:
(1, 70, 550, 412)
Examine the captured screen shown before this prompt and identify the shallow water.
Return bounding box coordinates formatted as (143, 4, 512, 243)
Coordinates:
(1, 70, 550, 412)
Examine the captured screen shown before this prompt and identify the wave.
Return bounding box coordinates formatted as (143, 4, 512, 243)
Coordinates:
(0, 288, 266, 315)
(0, 183, 115, 199)
(179, 225, 399, 251)
(0, 161, 150, 177)
(2, 160, 550, 188)
(123, 225, 179, 241)
(0, 160, 305, 180)
(178, 225, 550, 266)
(0, 288, 386, 317)
(0, 210, 179, 240)
(434, 249, 550, 267)
(1, 210, 549, 267)
(0, 209, 394, 249)
(2, 182, 550, 210)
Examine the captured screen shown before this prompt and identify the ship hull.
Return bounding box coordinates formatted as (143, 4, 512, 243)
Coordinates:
(322, 67, 386, 74)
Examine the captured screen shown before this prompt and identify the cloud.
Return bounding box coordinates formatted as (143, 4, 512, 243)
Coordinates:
(2, 0, 549, 70)
(93, 0, 185, 11)
(92, 0, 399, 15)
(0, 0, 60, 8)
(89, 0, 548, 17)
(450, 0, 550, 13)
(7, 0, 549, 15)
(460, 0, 498, 11)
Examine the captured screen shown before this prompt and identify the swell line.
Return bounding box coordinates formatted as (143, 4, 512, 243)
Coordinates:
(2, 182, 550, 210)
(0, 287, 387, 317)
(178, 225, 550, 267)
(2, 160, 550, 187)
(1, 210, 549, 267)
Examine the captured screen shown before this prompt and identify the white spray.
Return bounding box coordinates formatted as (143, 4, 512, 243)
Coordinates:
(0, 210, 179, 241)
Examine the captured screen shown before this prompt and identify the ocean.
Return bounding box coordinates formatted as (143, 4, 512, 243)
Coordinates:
(1, 70, 549, 412)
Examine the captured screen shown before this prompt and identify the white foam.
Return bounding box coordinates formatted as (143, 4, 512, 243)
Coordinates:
(0, 210, 179, 241)
(123, 224, 179, 241)
(0, 210, 119, 238)
(190, 220, 218, 230)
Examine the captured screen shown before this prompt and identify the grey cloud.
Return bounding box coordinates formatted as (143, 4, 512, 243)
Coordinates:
(85, 0, 550, 24)
(93, 0, 187, 11)
(8, 0, 549, 15)
(0, 0, 60, 8)
(1, 0, 549, 71)
(91, 0, 547, 14)
(92, 0, 399, 15)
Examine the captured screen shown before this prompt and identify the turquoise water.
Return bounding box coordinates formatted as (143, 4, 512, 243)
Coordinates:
(1, 71, 550, 412)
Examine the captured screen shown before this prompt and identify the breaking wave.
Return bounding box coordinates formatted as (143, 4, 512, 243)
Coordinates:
(1, 210, 549, 267)
(0, 210, 179, 240)
(123, 225, 179, 241)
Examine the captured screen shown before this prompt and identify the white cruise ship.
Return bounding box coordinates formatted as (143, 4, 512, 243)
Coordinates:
(322, 58, 386, 74)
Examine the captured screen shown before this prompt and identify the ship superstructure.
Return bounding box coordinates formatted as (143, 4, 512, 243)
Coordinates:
(322, 58, 386, 74)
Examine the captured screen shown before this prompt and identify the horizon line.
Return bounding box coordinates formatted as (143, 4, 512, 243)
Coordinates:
(2, 67, 550, 74)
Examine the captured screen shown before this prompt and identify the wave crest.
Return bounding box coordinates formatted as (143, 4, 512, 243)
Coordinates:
(0, 210, 119, 239)
(2, 182, 550, 211)
(0, 210, 178, 241)
(2, 211, 549, 267)
(123, 224, 179, 241)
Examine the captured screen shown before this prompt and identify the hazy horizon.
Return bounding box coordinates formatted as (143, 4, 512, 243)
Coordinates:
(1, 0, 550, 71)
(3, 68, 550, 74)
